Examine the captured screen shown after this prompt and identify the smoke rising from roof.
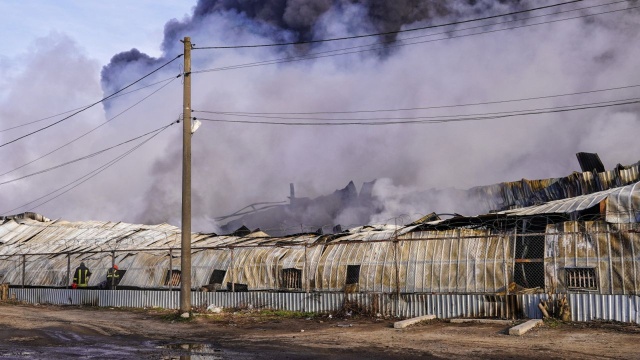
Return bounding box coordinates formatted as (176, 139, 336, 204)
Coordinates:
(1, 1, 639, 234)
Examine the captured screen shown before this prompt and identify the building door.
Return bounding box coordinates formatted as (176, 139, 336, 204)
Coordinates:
(513, 219, 545, 290)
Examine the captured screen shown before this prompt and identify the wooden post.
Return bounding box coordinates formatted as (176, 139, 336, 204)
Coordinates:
(304, 245, 309, 293)
(180, 36, 193, 313)
(231, 247, 235, 293)
(111, 251, 116, 290)
(21, 255, 26, 288)
(66, 253, 71, 288)
(169, 248, 173, 292)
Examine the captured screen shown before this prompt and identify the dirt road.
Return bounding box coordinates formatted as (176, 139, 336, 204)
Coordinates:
(0, 303, 638, 359)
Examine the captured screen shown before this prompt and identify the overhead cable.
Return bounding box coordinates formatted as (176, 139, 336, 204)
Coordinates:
(194, 98, 640, 126)
(0, 54, 182, 149)
(194, 98, 640, 122)
(0, 123, 175, 186)
(191, 4, 634, 74)
(193, 0, 584, 49)
(0, 76, 178, 134)
(1, 121, 177, 215)
(0, 77, 177, 178)
(194, 83, 640, 117)
(194, 97, 640, 121)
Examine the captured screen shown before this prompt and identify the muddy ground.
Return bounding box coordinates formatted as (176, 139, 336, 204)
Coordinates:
(0, 303, 638, 359)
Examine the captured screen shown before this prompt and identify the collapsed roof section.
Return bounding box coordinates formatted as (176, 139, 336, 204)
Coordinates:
(1, 178, 638, 256)
(467, 160, 640, 212)
(216, 156, 640, 236)
(219, 180, 380, 237)
(411, 181, 640, 231)
(0, 176, 638, 292)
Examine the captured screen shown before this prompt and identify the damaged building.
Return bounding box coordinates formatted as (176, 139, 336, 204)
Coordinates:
(0, 154, 639, 321)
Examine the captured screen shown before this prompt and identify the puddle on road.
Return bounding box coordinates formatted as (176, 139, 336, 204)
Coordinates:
(160, 343, 224, 360)
(1, 342, 230, 360)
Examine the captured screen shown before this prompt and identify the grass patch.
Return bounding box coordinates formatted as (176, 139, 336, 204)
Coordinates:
(190, 308, 320, 325)
(0, 299, 25, 306)
(255, 309, 316, 319)
(159, 311, 196, 322)
(543, 317, 564, 328)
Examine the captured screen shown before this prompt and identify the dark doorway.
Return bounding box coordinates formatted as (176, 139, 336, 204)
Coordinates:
(514, 219, 545, 289)
(209, 269, 226, 285)
(346, 265, 361, 285)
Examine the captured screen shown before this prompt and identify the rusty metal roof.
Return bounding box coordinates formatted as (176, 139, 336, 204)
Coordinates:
(497, 181, 639, 222)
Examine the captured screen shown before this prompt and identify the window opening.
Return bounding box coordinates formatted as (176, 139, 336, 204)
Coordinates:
(226, 282, 248, 292)
(565, 267, 598, 290)
(346, 265, 360, 285)
(281, 268, 302, 289)
(165, 270, 181, 286)
(209, 269, 226, 285)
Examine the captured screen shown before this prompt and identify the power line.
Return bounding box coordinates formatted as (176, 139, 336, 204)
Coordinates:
(0, 54, 182, 149)
(0, 76, 178, 134)
(0, 122, 175, 186)
(194, 98, 640, 126)
(194, 83, 640, 117)
(195, 97, 640, 122)
(1, 121, 176, 215)
(373, 0, 627, 49)
(193, 0, 584, 49)
(191, 4, 634, 75)
(0, 77, 178, 179)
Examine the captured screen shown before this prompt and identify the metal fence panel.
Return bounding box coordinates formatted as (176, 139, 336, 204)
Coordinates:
(7, 289, 639, 324)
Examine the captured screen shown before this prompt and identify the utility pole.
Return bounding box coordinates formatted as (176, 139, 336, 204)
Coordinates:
(180, 36, 192, 314)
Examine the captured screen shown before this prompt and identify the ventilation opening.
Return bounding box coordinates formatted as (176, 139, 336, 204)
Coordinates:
(281, 268, 302, 289)
(346, 265, 360, 285)
(565, 267, 598, 290)
(165, 270, 181, 286)
(111, 269, 126, 286)
(209, 270, 226, 285)
(226, 282, 248, 292)
(199, 269, 227, 292)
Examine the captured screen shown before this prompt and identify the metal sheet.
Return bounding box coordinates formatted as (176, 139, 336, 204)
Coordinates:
(498, 181, 640, 222)
(8, 289, 639, 323)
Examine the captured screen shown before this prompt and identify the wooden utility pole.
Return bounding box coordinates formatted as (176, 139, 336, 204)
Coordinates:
(180, 36, 192, 313)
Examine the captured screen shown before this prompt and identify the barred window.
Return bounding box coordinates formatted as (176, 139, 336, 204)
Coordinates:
(164, 270, 181, 286)
(281, 268, 302, 289)
(565, 267, 598, 290)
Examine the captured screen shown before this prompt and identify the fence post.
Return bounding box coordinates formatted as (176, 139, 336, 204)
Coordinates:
(393, 232, 401, 318)
(66, 253, 71, 288)
(274, 245, 280, 289)
(512, 225, 517, 287)
(504, 233, 510, 319)
(169, 248, 173, 292)
(394, 240, 400, 297)
(21, 254, 26, 288)
(304, 244, 309, 293)
(111, 250, 116, 290)
(231, 247, 235, 293)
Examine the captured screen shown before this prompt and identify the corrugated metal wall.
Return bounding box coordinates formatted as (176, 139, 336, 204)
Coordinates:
(0, 219, 638, 297)
(7, 288, 639, 323)
(545, 222, 639, 295)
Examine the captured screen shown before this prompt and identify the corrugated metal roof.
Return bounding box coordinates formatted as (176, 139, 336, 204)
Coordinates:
(497, 181, 639, 222)
(467, 161, 640, 212)
(576, 152, 605, 173)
